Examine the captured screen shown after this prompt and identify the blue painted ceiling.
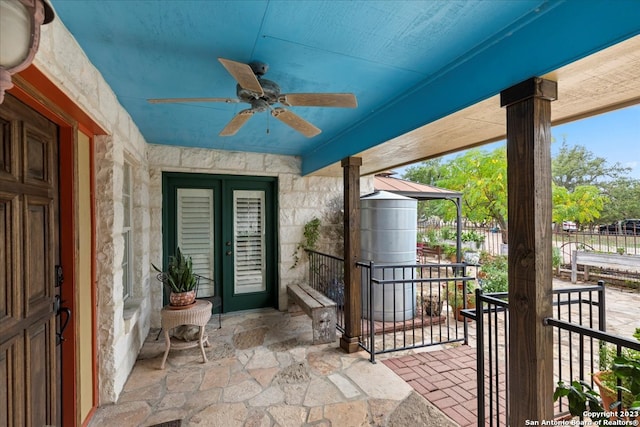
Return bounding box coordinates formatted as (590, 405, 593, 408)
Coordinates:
(50, 1, 640, 174)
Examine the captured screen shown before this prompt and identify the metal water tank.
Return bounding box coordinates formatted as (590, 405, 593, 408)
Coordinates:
(361, 191, 417, 321)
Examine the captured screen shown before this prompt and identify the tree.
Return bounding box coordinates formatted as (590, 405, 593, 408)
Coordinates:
(403, 159, 443, 186)
(403, 159, 450, 220)
(434, 147, 509, 243)
(599, 178, 640, 224)
(552, 184, 607, 226)
(552, 140, 630, 192)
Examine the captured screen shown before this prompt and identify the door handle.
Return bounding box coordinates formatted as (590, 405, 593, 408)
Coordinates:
(54, 295, 71, 345)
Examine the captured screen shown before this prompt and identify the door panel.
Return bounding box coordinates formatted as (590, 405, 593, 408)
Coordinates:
(0, 94, 59, 427)
(164, 174, 277, 313)
(223, 180, 276, 312)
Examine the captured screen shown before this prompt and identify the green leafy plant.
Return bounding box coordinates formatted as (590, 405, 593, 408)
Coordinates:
(478, 255, 508, 293)
(152, 247, 197, 293)
(443, 244, 457, 261)
(461, 230, 485, 249)
(553, 380, 608, 423)
(424, 228, 440, 247)
(446, 281, 476, 310)
(440, 227, 456, 241)
(617, 247, 626, 255)
(552, 246, 562, 270)
(291, 217, 321, 269)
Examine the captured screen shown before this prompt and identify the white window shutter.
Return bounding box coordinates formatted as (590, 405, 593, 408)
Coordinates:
(177, 188, 215, 297)
(233, 190, 266, 294)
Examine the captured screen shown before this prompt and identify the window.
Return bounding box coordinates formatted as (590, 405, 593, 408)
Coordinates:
(122, 161, 132, 300)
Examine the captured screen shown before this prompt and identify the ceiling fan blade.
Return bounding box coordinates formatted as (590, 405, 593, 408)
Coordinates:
(219, 109, 254, 136)
(271, 107, 321, 138)
(218, 58, 264, 96)
(147, 97, 240, 104)
(278, 93, 357, 108)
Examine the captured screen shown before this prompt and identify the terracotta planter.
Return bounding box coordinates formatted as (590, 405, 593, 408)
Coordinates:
(593, 371, 639, 422)
(454, 296, 476, 321)
(169, 290, 196, 307)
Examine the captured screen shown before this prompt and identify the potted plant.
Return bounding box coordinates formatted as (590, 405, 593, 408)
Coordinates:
(593, 328, 640, 418)
(554, 328, 640, 422)
(153, 247, 199, 307)
(446, 281, 476, 321)
(443, 244, 458, 262)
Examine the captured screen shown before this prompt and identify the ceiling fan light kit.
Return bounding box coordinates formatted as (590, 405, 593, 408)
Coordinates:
(149, 57, 357, 137)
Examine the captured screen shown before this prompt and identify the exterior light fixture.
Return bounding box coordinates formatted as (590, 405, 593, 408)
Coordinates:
(0, 0, 55, 103)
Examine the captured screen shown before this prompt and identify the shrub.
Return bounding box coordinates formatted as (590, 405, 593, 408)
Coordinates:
(478, 255, 508, 293)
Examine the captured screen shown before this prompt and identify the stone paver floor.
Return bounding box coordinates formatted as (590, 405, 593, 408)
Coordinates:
(88, 308, 458, 427)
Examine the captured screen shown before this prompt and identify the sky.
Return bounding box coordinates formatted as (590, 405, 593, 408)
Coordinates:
(399, 104, 640, 179)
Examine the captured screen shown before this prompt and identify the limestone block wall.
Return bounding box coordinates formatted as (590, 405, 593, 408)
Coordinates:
(35, 21, 152, 404)
(148, 145, 373, 323)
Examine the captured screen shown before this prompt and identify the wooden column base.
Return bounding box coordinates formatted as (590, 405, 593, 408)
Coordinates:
(340, 335, 361, 353)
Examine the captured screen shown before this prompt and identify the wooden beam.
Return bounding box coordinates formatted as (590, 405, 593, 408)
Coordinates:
(501, 77, 557, 425)
(340, 156, 362, 353)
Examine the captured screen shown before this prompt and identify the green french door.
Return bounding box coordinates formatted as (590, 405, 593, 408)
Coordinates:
(162, 173, 277, 312)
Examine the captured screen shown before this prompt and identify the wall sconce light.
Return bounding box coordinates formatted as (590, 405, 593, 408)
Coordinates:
(0, 0, 55, 104)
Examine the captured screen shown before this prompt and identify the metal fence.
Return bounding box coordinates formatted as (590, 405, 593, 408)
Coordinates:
(356, 261, 472, 363)
(306, 249, 472, 363)
(418, 220, 640, 286)
(466, 281, 640, 426)
(307, 249, 345, 332)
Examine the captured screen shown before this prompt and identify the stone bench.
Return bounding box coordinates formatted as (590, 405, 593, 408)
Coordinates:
(571, 250, 640, 283)
(287, 284, 337, 344)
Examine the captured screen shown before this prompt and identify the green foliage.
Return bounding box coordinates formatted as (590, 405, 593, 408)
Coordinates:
(425, 228, 440, 246)
(552, 140, 631, 192)
(440, 227, 457, 241)
(446, 281, 476, 309)
(461, 230, 485, 249)
(552, 246, 562, 269)
(403, 159, 444, 186)
(437, 147, 508, 234)
(552, 183, 607, 225)
(443, 244, 457, 258)
(478, 255, 508, 293)
(291, 217, 321, 269)
(152, 247, 197, 293)
(553, 380, 608, 423)
(599, 178, 640, 224)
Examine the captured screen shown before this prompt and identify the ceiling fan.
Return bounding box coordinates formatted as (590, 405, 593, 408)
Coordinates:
(148, 58, 358, 138)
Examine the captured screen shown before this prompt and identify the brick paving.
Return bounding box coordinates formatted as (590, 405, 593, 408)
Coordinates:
(383, 345, 506, 427)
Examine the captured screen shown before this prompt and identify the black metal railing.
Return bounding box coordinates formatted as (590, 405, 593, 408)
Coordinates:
(306, 249, 473, 363)
(468, 281, 615, 426)
(358, 261, 473, 363)
(307, 249, 345, 331)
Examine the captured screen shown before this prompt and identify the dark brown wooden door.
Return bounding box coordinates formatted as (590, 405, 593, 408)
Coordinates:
(0, 94, 59, 427)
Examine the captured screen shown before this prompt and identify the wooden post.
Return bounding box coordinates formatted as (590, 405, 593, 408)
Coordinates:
(501, 77, 557, 425)
(340, 156, 362, 353)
